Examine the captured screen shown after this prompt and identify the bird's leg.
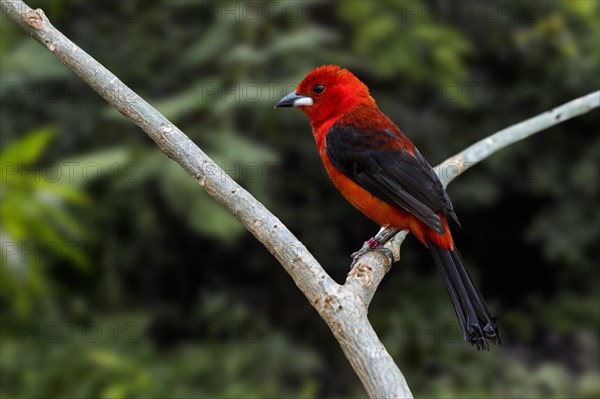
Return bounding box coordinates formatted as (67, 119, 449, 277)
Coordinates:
(350, 227, 400, 269)
(373, 227, 401, 246)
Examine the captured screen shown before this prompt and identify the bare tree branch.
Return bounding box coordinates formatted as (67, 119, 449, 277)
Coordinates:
(3, 1, 598, 398)
(435, 91, 600, 188)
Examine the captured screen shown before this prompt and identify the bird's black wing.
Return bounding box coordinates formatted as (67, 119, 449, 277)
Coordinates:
(325, 124, 458, 233)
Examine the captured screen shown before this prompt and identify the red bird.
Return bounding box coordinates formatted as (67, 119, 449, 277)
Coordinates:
(275, 65, 500, 350)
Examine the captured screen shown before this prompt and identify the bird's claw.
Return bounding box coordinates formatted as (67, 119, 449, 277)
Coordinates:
(350, 243, 371, 269)
(350, 238, 394, 269)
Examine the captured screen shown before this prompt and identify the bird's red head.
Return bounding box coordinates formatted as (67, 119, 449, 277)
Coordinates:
(275, 65, 377, 129)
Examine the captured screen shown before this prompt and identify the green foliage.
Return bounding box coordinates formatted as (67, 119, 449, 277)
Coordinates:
(339, 0, 472, 87)
(1, 128, 89, 316)
(0, 316, 321, 399)
(155, 152, 245, 242)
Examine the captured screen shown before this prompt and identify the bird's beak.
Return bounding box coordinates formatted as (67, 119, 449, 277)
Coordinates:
(274, 92, 313, 108)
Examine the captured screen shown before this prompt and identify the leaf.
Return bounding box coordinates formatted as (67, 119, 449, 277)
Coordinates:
(152, 78, 218, 120)
(182, 24, 235, 66)
(157, 157, 245, 242)
(0, 127, 55, 165)
(55, 147, 133, 186)
(0, 39, 71, 83)
(263, 27, 338, 58)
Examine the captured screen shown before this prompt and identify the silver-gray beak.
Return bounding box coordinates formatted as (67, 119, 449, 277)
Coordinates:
(274, 92, 314, 108)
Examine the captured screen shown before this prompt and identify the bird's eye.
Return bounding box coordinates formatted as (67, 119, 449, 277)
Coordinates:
(313, 84, 325, 94)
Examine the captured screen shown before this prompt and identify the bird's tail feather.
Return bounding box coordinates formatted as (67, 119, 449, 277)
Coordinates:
(428, 243, 501, 350)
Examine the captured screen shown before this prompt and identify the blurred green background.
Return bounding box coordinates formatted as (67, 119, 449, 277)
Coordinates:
(1, 1, 599, 398)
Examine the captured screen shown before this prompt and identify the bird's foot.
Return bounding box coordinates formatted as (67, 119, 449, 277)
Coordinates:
(351, 238, 379, 264)
(350, 237, 395, 270)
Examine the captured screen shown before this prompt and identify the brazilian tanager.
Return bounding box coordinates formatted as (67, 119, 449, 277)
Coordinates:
(275, 65, 500, 350)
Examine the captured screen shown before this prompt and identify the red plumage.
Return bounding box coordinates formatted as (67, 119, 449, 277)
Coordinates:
(295, 66, 453, 248)
(276, 65, 500, 350)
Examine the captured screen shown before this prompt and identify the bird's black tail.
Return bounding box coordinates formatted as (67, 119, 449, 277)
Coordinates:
(428, 243, 501, 350)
